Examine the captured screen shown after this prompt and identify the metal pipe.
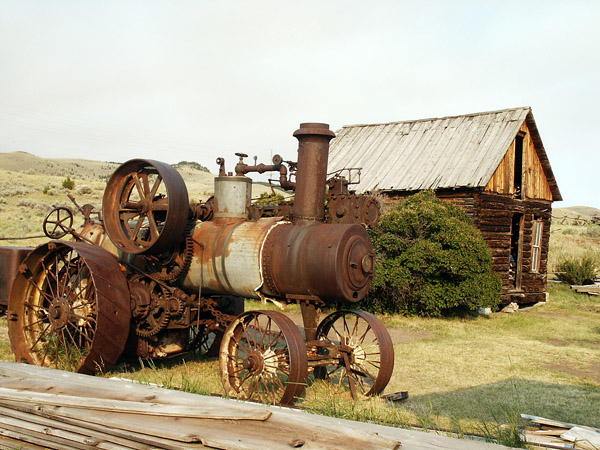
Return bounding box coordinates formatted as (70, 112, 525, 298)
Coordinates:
(292, 123, 335, 224)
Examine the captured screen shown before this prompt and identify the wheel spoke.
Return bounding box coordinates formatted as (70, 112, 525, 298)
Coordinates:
(24, 279, 53, 305)
(150, 175, 163, 198)
(130, 215, 145, 242)
(133, 174, 145, 200)
(147, 212, 159, 241)
(140, 172, 151, 198)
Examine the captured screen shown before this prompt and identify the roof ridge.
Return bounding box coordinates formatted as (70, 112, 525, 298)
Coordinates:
(340, 106, 532, 129)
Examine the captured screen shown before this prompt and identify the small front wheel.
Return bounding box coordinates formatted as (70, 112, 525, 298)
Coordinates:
(220, 310, 308, 405)
(314, 310, 394, 397)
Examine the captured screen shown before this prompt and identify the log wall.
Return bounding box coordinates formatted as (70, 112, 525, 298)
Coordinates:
(382, 189, 553, 305)
(473, 193, 551, 305)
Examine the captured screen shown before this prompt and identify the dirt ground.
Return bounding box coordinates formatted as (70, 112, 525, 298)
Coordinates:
(282, 310, 433, 344)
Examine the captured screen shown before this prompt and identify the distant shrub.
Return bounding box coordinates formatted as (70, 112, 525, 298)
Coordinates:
(585, 225, 600, 239)
(556, 255, 598, 285)
(17, 199, 38, 209)
(173, 161, 210, 173)
(62, 176, 75, 190)
(43, 184, 51, 194)
(77, 185, 93, 195)
(0, 181, 30, 196)
(363, 190, 501, 317)
(0, 197, 6, 204)
(254, 192, 286, 206)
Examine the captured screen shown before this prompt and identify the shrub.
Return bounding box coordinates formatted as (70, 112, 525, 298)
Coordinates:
(0, 181, 30, 196)
(77, 185, 93, 195)
(254, 192, 286, 206)
(172, 161, 210, 172)
(62, 176, 75, 190)
(362, 190, 501, 317)
(556, 255, 598, 285)
(586, 225, 600, 239)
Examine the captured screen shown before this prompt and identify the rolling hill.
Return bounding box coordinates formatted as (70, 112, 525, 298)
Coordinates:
(0, 151, 283, 247)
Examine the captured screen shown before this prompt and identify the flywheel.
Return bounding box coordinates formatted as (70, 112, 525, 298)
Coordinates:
(102, 159, 189, 255)
(8, 241, 131, 374)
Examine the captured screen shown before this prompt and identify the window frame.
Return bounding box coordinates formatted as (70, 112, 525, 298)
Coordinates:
(531, 218, 543, 273)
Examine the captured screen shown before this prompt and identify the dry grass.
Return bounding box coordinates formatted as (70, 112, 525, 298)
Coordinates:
(548, 224, 600, 273)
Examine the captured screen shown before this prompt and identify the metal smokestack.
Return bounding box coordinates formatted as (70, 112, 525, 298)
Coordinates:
(292, 123, 335, 225)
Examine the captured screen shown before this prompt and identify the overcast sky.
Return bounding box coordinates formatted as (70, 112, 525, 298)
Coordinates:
(0, 1, 598, 209)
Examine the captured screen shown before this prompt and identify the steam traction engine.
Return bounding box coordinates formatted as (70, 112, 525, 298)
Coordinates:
(7, 123, 394, 405)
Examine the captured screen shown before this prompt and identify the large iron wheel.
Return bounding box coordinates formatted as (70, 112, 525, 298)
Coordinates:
(8, 241, 131, 374)
(314, 310, 394, 397)
(220, 310, 308, 405)
(102, 159, 189, 255)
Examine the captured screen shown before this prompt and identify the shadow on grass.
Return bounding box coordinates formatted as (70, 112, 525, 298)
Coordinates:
(403, 378, 600, 429)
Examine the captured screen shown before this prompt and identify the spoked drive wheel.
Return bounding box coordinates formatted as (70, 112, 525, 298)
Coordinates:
(8, 241, 131, 374)
(314, 310, 394, 397)
(220, 310, 308, 405)
(102, 159, 189, 255)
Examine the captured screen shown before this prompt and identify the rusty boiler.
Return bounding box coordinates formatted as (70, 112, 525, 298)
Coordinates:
(6, 122, 394, 405)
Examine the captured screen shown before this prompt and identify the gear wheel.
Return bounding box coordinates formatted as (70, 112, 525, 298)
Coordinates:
(135, 305, 170, 338)
(167, 296, 184, 316)
(129, 275, 152, 320)
(144, 225, 195, 282)
(132, 277, 172, 338)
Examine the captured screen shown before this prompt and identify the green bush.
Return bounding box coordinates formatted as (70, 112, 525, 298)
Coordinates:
(556, 255, 598, 285)
(62, 176, 75, 190)
(254, 192, 286, 206)
(362, 190, 501, 317)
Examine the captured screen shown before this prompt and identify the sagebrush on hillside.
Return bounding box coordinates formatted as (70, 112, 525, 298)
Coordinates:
(363, 190, 501, 316)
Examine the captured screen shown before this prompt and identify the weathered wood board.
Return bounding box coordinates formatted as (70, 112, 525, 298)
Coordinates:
(0, 362, 518, 450)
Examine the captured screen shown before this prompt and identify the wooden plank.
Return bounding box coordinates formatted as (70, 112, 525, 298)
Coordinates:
(0, 415, 110, 450)
(1, 401, 209, 450)
(0, 387, 270, 421)
(523, 430, 575, 449)
(529, 428, 565, 437)
(560, 427, 600, 448)
(521, 415, 600, 433)
(0, 421, 83, 450)
(0, 434, 49, 450)
(0, 362, 515, 450)
(0, 406, 153, 450)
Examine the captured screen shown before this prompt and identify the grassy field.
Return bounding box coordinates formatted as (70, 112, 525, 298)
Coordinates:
(61, 283, 597, 438)
(1, 154, 599, 446)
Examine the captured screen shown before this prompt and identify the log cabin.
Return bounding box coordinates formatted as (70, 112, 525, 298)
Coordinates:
(328, 107, 562, 305)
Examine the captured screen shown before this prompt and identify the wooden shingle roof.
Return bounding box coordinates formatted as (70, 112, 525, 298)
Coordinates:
(328, 107, 562, 201)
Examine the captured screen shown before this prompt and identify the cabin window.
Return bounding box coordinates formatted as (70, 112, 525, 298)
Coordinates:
(532, 219, 543, 273)
(513, 133, 525, 199)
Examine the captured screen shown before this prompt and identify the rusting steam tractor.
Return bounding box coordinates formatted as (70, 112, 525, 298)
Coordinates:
(4, 123, 394, 405)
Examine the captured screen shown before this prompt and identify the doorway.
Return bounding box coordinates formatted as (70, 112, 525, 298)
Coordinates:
(509, 213, 523, 289)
